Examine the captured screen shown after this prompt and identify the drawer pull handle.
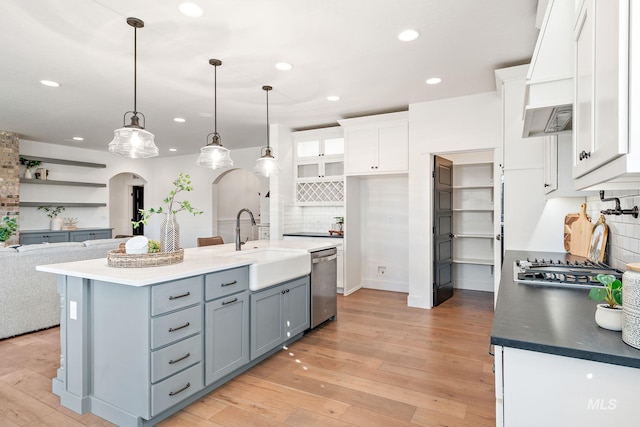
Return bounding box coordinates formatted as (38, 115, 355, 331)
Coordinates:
(168, 352, 191, 365)
(169, 291, 191, 300)
(221, 280, 237, 287)
(168, 322, 190, 332)
(168, 382, 191, 397)
(222, 297, 238, 306)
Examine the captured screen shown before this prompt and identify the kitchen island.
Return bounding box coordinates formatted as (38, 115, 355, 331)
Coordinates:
(491, 250, 640, 427)
(36, 240, 337, 427)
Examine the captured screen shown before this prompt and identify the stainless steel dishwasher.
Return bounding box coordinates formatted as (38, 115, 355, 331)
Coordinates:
(310, 247, 338, 328)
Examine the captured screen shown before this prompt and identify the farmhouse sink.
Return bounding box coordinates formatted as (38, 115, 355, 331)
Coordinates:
(221, 247, 310, 291)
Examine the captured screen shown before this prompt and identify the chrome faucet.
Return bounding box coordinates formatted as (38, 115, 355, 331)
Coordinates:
(235, 208, 256, 250)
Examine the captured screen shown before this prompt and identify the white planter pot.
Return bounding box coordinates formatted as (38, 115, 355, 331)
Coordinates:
(50, 216, 64, 231)
(594, 304, 623, 331)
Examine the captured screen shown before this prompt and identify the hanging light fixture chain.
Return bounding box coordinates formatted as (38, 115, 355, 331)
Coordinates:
(133, 23, 137, 114)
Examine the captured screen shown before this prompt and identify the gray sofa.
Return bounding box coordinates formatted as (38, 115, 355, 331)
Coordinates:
(0, 238, 130, 339)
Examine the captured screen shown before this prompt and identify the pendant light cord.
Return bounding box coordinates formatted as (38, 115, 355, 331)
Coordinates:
(263, 85, 272, 150)
(133, 24, 137, 115)
(214, 62, 217, 135)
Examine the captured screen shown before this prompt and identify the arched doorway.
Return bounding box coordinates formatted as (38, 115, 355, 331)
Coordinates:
(108, 173, 147, 237)
(213, 169, 262, 244)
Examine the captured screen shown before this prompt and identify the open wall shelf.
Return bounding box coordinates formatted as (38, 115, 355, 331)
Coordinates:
(20, 156, 106, 168)
(20, 202, 107, 207)
(20, 178, 106, 188)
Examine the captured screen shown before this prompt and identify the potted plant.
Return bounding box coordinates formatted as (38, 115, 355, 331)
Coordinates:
(589, 273, 623, 331)
(19, 157, 41, 179)
(132, 173, 203, 252)
(0, 215, 19, 246)
(38, 206, 66, 231)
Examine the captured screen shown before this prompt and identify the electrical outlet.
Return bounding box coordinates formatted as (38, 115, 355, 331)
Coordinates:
(377, 266, 386, 275)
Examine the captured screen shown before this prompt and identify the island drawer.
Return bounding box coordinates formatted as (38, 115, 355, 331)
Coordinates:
(205, 267, 249, 301)
(151, 334, 202, 383)
(151, 363, 203, 416)
(151, 276, 203, 316)
(151, 305, 202, 350)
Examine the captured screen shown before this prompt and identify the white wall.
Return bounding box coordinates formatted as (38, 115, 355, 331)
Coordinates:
(359, 175, 409, 292)
(18, 138, 264, 248)
(408, 92, 502, 308)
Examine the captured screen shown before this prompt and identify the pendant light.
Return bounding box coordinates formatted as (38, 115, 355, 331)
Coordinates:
(108, 17, 158, 158)
(254, 85, 279, 177)
(197, 59, 233, 169)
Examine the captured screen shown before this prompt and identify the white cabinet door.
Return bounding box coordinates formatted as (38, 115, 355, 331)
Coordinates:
(377, 122, 408, 173)
(502, 347, 640, 427)
(543, 135, 558, 194)
(344, 128, 378, 174)
(573, 0, 629, 178)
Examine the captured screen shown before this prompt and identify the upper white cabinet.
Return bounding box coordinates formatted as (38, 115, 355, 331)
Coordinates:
(293, 127, 344, 205)
(573, 0, 632, 186)
(339, 112, 408, 176)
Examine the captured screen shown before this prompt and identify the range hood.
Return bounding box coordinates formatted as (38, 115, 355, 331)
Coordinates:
(522, 0, 574, 138)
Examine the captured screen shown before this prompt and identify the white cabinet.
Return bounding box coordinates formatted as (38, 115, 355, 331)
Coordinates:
(452, 162, 495, 292)
(339, 112, 408, 175)
(495, 346, 640, 426)
(573, 0, 630, 180)
(293, 127, 344, 205)
(543, 135, 558, 194)
(544, 133, 594, 197)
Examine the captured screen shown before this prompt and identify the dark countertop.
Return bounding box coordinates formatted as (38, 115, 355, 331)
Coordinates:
(491, 250, 640, 368)
(283, 232, 343, 239)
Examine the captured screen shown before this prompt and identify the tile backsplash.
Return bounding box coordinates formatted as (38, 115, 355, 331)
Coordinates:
(585, 190, 640, 271)
(283, 204, 344, 233)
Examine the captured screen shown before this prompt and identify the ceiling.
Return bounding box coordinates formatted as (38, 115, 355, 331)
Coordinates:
(0, 0, 540, 157)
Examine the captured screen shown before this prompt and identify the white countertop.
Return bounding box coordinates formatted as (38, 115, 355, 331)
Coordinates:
(36, 239, 337, 287)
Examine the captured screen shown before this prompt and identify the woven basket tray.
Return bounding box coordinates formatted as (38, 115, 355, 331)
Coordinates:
(107, 248, 184, 268)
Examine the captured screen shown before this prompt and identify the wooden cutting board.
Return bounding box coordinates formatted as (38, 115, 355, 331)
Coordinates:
(563, 213, 580, 252)
(569, 203, 594, 257)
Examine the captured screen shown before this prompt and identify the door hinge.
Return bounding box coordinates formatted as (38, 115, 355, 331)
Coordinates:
(432, 170, 435, 178)
(432, 226, 436, 234)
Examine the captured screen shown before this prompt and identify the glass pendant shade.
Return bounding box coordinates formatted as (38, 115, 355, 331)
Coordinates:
(108, 118, 158, 158)
(197, 143, 233, 168)
(254, 147, 279, 177)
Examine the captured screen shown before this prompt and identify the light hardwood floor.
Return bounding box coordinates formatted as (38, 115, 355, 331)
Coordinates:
(0, 289, 496, 426)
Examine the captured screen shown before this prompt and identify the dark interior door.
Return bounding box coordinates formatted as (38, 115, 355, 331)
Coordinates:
(433, 155, 454, 306)
(132, 185, 144, 236)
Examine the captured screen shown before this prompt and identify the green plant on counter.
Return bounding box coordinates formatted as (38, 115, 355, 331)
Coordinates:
(19, 157, 42, 170)
(132, 173, 203, 229)
(0, 215, 18, 242)
(38, 205, 65, 219)
(589, 274, 622, 309)
(334, 216, 344, 224)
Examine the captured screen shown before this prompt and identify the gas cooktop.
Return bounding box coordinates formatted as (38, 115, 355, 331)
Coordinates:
(513, 257, 622, 289)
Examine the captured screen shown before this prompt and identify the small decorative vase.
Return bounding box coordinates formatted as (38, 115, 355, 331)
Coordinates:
(622, 263, 640, 349)
(50, 216, 64, 231)
(24, 168, 33, 179)
(594, 304, 623, 331)
(160, 213, 180, 252)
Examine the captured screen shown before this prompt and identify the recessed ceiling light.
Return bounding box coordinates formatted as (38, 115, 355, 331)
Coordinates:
(169, 148, 178, 152)
(426, 77, 442, 85)
(72, 137, 84, 141)
(398, 29, 420, 42)
(275, 62, 293, 71)
(173, 117, 186, 123)
(327, 95, 340, 102)
(178, 2, 203, 17)
(40, 80, 60, 87)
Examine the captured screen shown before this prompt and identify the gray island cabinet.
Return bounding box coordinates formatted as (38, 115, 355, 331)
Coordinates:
(43, 254, 311, 427)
